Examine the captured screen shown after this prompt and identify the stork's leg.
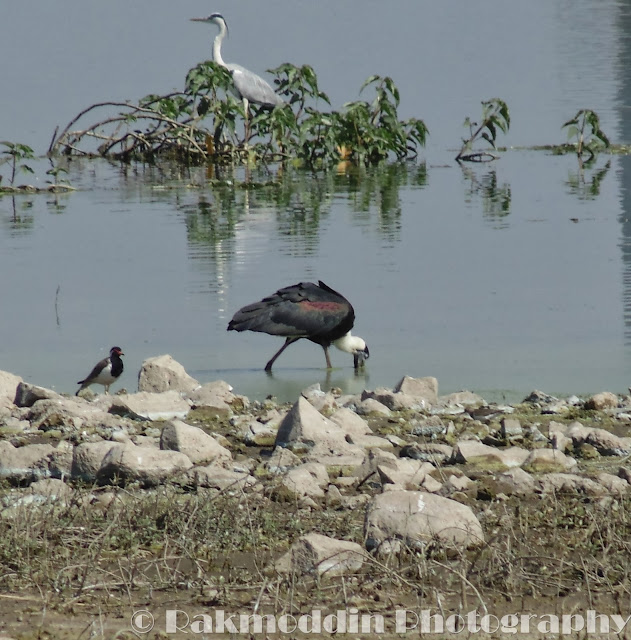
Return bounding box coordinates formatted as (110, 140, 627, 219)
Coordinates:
(265, 337, 299, 371)
(322, 345, 333, 369)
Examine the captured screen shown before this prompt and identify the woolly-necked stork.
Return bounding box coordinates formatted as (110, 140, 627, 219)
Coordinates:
(227, 281, 369, 371)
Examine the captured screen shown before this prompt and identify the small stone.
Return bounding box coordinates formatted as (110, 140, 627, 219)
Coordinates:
(355, 398, 391, 417)
(522, 448, 577, 473)
(596, 472, 630, 495)
(500, 417, 522, 439)
(538, 473, 606, 496)
(272, 533, 367, 578)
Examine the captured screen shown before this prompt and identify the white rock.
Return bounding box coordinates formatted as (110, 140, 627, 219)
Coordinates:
(72, 441, 120, 481)
(537, 473, 606, 496)
(160, 419, 231, 465)
(522, 449, 577, 473)
(138, 354, 200, 393)
(0, 441, 56, 482)
(97, 443, 192, 486)
(14, 382, 62, 408)
(273, 533, 367, 577)
(393, 376, 439, 404)
(111, 391, 192, 421)
(275, 397, 364, 466)
(365, 490, 484, 551)
(278, 462, 330, 500)
(188, 380, 239, 413)
(186, 466, 257, 491)
(376, 458, 435, 489)
(0, 370, 23, 407)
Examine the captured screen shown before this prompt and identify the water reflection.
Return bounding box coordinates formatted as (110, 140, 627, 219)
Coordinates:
(177, 163, 428, 257)
(460, 166, 511, 228)
(565, 158, 611, 200)
(1, 197, 34, 236)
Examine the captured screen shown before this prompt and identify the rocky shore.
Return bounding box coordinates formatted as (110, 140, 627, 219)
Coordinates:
(1, 353, 630, 636)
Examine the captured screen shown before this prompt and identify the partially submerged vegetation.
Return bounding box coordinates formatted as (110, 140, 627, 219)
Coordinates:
(49, 63, 428, 167)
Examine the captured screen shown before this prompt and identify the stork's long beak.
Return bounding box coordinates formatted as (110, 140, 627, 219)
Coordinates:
(353, 345, 369, 369)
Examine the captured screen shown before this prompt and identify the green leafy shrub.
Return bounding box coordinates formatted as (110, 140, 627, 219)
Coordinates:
(456, 98, 510, 162)
(50, 62, 428, 167)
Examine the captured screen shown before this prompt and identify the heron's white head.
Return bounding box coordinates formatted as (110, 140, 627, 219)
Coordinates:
(333, 331, 370, 367)
(190, 13, 228, 34)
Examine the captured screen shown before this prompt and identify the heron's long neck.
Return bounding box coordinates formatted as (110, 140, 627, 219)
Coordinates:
(213, 23, 228, 67)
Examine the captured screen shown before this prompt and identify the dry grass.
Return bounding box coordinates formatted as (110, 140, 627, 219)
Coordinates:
(2, 479, 631, 628)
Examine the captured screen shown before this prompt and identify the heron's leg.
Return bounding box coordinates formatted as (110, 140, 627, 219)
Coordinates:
(265, 337, 299, 371)
(243, 97, 251, 143)
(322, 345, 333, 369)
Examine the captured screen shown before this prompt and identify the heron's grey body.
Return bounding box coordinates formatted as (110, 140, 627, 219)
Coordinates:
(191, 13, 284, 131)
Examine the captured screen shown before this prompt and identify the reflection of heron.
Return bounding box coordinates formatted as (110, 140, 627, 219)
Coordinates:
(190, 13, 284, 141)
(227, 281, 369, 371)
(76, 346, 124, 395)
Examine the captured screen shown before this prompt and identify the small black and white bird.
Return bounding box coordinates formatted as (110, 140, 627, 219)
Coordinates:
(76, 346, 124, 395)
(227, 281, 369, 371)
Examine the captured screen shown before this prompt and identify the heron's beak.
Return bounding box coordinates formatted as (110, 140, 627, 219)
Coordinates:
(190, 17, 206, 22)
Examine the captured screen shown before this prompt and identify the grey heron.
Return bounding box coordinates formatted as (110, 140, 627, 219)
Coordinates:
(227, 281, 369, 371)
(76, 346, 124, 395)
(190, 13, 284, 141)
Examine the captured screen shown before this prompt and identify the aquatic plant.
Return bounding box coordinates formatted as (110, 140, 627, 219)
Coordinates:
(49, 63, 428, 167)
(562, 108, 610, 162)
(0, 141, 34, 189)
(456, 98, 510, 162)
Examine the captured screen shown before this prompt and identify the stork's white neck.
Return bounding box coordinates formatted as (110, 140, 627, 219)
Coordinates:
(333, 331, 366, 354)
(213, 20, 228, 67)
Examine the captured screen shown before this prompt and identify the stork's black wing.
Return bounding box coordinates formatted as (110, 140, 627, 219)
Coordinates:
(227, 281, 355, 341)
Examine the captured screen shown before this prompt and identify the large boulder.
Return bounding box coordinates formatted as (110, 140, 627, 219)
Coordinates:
(277, 462, 330, 501)
(0, 370, 22, 408)
(14, 382, 61, 408)
(111, 391, 191, 421)
(275, 397, 365, 466)
(71, 441, 121, 481)
(522, 449, 577, 473)
(393, 376, 438, 405)
(187, 380, 238, 414)
(0, 441, 56, 482)
(137, 355, 200, 393)
(452, 441, 529, 470)
(97, 442, 192, 486)
(160, 420, 231, 465)
(364, 490, 484, 552)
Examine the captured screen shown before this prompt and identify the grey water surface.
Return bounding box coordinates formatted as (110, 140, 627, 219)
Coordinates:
(1, 1, 631, 403)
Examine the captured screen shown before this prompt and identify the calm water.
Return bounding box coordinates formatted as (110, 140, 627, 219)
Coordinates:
(1, 1, 631, 402)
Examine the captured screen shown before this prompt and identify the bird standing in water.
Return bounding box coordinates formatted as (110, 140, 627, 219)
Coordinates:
(227, 281, 369, 371)
(76, 346, 124, 395)
(190, 13, 284, 141)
